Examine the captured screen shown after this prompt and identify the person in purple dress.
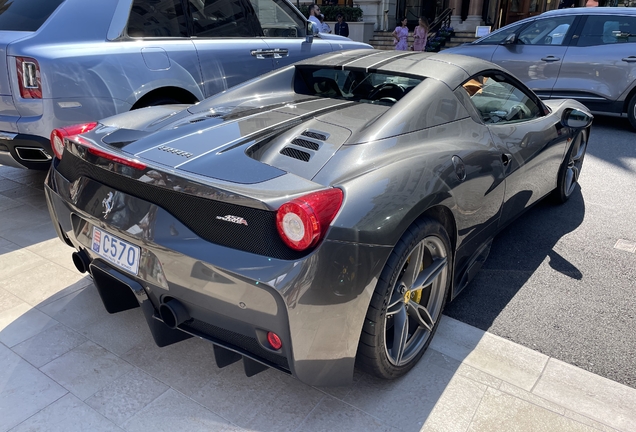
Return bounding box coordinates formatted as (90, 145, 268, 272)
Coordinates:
(392, 17, 409, 51)
(413, 17, 429, 51)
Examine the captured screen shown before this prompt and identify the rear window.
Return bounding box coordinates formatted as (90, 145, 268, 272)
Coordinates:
(0, 0, 64, 31)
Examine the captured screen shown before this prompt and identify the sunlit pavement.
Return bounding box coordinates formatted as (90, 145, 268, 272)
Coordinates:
(0, 151, 635, 431)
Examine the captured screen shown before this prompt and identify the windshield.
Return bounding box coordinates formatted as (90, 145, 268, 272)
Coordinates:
(0, 0, 64, 31)
(296, 67, 423, 106)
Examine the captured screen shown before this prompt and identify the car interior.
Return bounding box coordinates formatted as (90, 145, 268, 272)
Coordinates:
(295, 67, 423, 106)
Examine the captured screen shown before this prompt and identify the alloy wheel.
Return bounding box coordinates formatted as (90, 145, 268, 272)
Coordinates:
(383, 236, 448, 366)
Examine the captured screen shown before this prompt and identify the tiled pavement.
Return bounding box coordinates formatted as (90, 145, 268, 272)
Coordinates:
(1, 165, 635, 432)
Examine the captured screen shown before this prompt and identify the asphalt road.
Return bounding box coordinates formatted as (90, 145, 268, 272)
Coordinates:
(445, 115, 636, 389)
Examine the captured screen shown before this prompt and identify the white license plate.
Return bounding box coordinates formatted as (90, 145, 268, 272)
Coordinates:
(91, 226, 140, 275)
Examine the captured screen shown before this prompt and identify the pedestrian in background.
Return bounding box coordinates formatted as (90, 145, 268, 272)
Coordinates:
(335, 13, 349, 37)
(413, 16, 429, 51)
(307, 4, 321, 34)
(392, 17, 409, 51)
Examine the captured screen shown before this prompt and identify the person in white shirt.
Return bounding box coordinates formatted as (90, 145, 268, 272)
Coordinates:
(319, 14, 331, 33)
(307, 4, 321, 34)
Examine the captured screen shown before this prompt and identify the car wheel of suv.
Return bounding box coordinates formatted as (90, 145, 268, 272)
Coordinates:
(553, 130, 587, 204)
(134, 96, 182, 110)
(628, 93, 636, 131)
(357, 217, 451, 379)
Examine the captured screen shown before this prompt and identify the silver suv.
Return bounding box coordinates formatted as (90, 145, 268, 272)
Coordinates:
(0, 0, 368, 169)
(445, 8, 636, 130)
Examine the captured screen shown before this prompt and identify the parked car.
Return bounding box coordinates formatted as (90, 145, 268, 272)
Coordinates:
(45, 50, 592, 386)
(0, 0, 369, 170)
(445, 7, 636, 129)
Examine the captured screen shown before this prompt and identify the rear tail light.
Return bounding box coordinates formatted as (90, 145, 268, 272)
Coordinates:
(50, 123, 98, 159)
(50, 123, 147, 170)
(276, 188, 343, 251)
(16, 57, 42, 99)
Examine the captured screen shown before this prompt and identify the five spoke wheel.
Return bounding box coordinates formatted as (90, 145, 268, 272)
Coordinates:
(384, 236, 448, 366)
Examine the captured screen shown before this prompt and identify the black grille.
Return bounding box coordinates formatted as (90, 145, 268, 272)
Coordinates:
(301, 130, 328, 141)
(55, 153, 308, 260)
(291, 138, 320, 151)
(0, 144, 8, 151)
(184, 319, 290, 370)
(280, 147, 310, 162)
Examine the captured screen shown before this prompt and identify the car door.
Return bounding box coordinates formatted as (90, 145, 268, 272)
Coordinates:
(249, 0, 332, 69)
(460, 71, 569, 228)
(552, 14, 636, 112)
(184, 0, 274, 97)
(445, 21, 528, 62)
(491, 15, 578, 99)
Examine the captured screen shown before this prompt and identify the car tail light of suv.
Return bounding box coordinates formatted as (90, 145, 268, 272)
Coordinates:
(16, 57, 42, 99)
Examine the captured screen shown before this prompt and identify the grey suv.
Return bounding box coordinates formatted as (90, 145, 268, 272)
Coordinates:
(445, 8, 636, 129)
(0, 0, 368, 169)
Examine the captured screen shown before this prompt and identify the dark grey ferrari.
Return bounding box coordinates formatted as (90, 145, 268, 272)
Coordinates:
(44, 49, 592, 386)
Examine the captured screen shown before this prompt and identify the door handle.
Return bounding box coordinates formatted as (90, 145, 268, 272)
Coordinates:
(541, 56, 560, 62)
(250, 49, 289, 59)
(622, 56, 636, 63)
(501, 153, 513, 167)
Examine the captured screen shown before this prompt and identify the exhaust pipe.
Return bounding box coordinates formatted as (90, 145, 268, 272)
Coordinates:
(159, 298, 190, 329)
(72, 250, 90, 273)
(15, 147, 52, 162)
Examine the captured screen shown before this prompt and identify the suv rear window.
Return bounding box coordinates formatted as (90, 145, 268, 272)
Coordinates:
(0, 0, 64, 31)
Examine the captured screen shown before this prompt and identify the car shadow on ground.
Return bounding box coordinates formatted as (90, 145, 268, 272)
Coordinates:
(444, 186, 586, 331)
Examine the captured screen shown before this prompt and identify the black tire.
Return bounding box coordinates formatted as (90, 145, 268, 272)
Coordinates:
(628, 93, 636, 131)
(553, 129, 588, 204)
(356, 217, 452, 379)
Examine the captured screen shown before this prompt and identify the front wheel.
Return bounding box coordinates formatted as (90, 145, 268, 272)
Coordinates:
(357, 218, 452, 379)
(553, 130, 587, 204)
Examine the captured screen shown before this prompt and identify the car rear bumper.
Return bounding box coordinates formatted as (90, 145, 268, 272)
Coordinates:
(0, 131, 52, 169)
(44, 162, 392, 386)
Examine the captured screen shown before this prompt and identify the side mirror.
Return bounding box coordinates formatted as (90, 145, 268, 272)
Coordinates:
(501, 33, 517, 45)
(562, 108, 593, 128)
(306, 22, 315, 43)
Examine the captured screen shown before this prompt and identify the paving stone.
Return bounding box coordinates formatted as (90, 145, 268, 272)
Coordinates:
(27, 237, 81, 272)
(38, 285, 111, 329)
(532, 358, 636, 432)
(1, 221, 58, 248)
(40, 341, 134, 400)
(0, 343, 67, 432)
(191, 364, 324, 431)
(344, 354, 485, 431)
(12, 322, 87, 368)
(297, 396, 396, 432)
(0, 247, 47, 281)
(0, 302, 58, 347)
(0, 287, 23, 314)
(467, 387, 597, 432)
(10, 393, 122, 432)
(86, 368, 169, 426)
(122, 389, 234, 432)
(430, 316, 549, 391)
(80, 308, 149, 356)
(122, 336, 221, 397)
(1, 261, 90, 307)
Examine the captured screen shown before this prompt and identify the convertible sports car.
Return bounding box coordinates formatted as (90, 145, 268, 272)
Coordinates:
(44, 49, 592, 386)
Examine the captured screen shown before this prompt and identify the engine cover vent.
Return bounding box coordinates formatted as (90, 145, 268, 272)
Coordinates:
(291, 138, 320, 151)
(280, 147, 310, 162)
(301, 130, 328, 141)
